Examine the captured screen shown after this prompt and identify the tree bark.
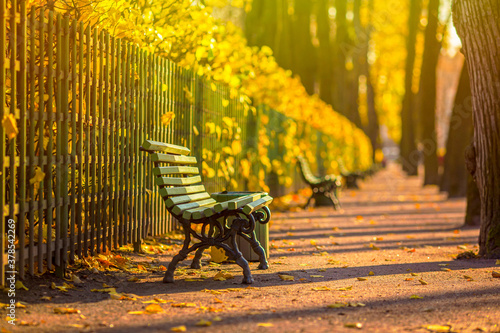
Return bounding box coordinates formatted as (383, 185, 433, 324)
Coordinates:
(317, 0, 335, 106)
(464, 174, 481, 226)
(291, 0, 316, 95)
(440, 63, 472, 197)
(418, 0, 441, 185)
(400, 0, 421, 176)
(453, 0, 500, 258)
(244, 0, 278, 49)
(356, 0, 379, 158)
(333, 0, 348, 114)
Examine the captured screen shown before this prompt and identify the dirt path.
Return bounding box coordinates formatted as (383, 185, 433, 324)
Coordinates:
(2, 163, 499, 333)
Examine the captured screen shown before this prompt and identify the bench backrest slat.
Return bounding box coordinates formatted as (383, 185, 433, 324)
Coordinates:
(153, 166, 200, 176)
(151, 153, 198, 164)
(159, 185, 206, 198)
(143, 140, 191, 155)
(165, 192, 211, 208)
(171, 198, 217, 216)
(155, 175, 202, 187)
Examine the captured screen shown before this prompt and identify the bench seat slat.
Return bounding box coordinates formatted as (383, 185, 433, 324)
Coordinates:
(183, 204, 218, 220)
(159, 185, 206, 197)
(153, 166, 199, 176)
(242, 196, 273, 215)
(143, 140, 191, 155)
(172, 198, 217, 216)
(151, 153, 198, 164)
(227, 193, 263, 210)
(156, 175, 202, 186)
(165, 192, 211, 208)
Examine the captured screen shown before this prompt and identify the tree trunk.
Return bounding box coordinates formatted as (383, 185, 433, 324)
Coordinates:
(418, 0, 441, 185)
(400, 0, 421, 176)
(333, 0, 348, 114)
(317, 0, 335, 106)
(356, 0, 380, 158)
(464, 174, 481, 226)
(291, 0, 316, 95)
(440, 63, 472, 197)
(244, 0, 278, 49)
(453, 0, 500, 258)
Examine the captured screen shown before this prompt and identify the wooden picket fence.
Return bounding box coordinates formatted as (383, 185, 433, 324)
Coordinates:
(0, 2, 334, 285)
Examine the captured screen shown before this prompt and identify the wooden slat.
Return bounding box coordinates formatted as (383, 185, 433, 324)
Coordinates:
(155, 175, 202, 186)
(153, 166, 199, 176)
(165, 192, 211, 208)
(182, 203, 217, 220)
(171, 198, 216, 216)
(159, 184, 205, 197)
(242, 196, 273, 215)
(213, 201, 229, 214)
(227, 193, 263, 210)
(142, 140, 190, 155)
(151, 153, 197, 164)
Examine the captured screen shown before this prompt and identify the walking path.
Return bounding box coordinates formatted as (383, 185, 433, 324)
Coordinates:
(3, 163, 499, 332)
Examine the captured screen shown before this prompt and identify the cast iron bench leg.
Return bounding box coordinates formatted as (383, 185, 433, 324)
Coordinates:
(191, 245, 210, 269)
(238, 231, 269, 270)
(227, 219, 254, 284)
(163, 226, 192, 283)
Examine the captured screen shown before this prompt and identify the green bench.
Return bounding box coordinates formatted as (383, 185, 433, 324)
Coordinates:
(338, 159, 364, 189)
(141, 140, 272, 284)
(297, 156, 341, 209)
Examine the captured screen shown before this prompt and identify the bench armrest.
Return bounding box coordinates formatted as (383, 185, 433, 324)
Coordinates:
(242, 195, 273, 215)
(213, 193, 264, 213)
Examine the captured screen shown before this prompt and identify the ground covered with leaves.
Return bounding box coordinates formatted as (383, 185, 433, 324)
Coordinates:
(2, 164, 499, 333)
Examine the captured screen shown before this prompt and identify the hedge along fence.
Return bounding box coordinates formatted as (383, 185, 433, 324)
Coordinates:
(0, 3, 372, 285)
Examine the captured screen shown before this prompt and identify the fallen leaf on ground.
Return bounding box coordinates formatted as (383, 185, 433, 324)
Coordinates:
(310, 275, 324, 278)
(424, 324, 452, 332)
(336, 286, 353, 291)
(357, 277, 367, 281)
(54, 308, 80, 314)
(492, 271, 500, 278)
(143, 298, 172, 304)
(196, 319, 212, 327)
(368, 271, 375, 276)
(328, 303, 347, 308)
(172, 303, 196, 308)
(496, 260, 500, 265)
(257, 323, 274, 327)
(419, 279, 428, 285)
(145, 304, 164, 314)
(128, 311, 145, 315)
(278, 274, 294, 281)
(71, 275, 82, 284)
(170, 325, 186, 332)
(15, 281, 29, 291)
(410, 295, 423, 299)
(344, 322, 363, 329)
(311, 286, 330, 291)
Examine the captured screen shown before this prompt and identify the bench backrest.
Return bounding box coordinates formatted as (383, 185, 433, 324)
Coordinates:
(142, 140, 216, 218)
(297, 156, 321, 185)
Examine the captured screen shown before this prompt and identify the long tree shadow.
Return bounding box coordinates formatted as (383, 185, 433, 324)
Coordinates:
(91, 286, 500, 333)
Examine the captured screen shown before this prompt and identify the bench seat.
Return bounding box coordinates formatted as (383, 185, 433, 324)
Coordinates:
(142, 139, 272, 284)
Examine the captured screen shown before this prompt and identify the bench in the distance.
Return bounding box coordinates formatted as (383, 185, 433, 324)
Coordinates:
(297, 156, 341, 210)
